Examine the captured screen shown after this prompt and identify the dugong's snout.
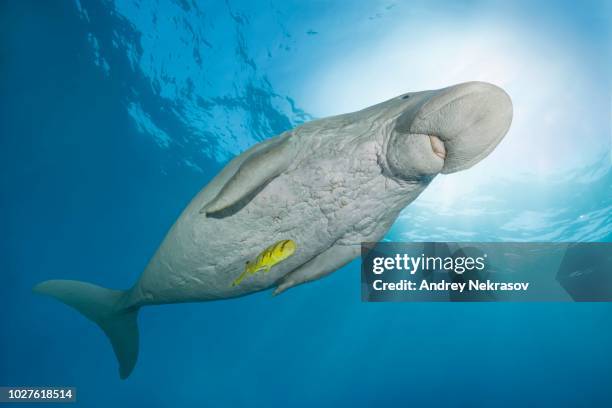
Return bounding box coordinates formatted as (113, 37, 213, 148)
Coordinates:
(389, 82, 513, 179)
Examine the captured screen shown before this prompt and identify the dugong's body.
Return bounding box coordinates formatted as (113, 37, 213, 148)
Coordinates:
(131, 112, 427, 304)
(35, 82, 513, 378)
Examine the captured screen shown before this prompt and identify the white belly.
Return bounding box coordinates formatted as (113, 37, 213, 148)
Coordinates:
(127, 141, 418, 306)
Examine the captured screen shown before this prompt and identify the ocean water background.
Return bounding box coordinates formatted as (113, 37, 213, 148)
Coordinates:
(1, 0, 611, 407)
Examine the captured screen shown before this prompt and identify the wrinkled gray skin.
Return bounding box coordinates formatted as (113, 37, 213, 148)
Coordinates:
(125, 81, 512, 307)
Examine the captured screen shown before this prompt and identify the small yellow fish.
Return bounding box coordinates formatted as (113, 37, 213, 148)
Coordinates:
(231, 239, 297, 287)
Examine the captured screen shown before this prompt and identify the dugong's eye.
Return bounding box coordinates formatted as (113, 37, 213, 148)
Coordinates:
(400, 94, 410, 100)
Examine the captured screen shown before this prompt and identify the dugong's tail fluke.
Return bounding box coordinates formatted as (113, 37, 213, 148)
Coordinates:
(33, 280, 139, 379)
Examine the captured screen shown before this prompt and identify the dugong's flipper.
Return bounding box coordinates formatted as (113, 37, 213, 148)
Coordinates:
(33, 280, 139, 379)
(273, 245, 360, 295)
(201, 134, 297, 216)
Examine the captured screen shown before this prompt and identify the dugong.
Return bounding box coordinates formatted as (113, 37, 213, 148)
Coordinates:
(34, 81, 513, 378)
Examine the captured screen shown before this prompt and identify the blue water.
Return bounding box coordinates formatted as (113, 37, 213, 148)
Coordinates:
(1, 0, 611, 406)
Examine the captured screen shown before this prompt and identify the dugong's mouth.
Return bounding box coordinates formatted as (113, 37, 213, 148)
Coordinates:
(384, 132, 447, 179)
(429, 135, 446, 160)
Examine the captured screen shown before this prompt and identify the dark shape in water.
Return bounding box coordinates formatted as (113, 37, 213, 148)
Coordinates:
(556, 243, 612, 301)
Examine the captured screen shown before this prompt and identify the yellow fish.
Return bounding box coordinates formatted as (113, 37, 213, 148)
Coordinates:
(231, 239, 297, 287)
